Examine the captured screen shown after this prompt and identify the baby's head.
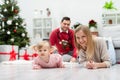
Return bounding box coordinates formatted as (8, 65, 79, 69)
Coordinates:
(32, 41, 51, 58)
(36, 41, 50, 50)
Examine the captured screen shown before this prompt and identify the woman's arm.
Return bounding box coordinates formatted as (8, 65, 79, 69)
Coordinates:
(85, 61, 109, 69)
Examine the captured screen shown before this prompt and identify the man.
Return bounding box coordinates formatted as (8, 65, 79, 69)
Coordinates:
(49, 17, 77, 62)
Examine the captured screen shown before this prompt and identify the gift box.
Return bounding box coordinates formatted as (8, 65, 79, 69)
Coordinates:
(19, 48, 38, 60)
(0, 45, 18, 62)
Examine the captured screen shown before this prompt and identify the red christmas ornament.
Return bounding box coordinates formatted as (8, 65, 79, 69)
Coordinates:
(9, 45, 16, 61)
(13, 9, 19, 14)
(13, 29, 17, 33)
(2, 18, 7, 21)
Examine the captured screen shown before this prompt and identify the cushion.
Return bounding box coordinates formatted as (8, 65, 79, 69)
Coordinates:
(103, 37, 116, 65)
(112, 38, 120, 48)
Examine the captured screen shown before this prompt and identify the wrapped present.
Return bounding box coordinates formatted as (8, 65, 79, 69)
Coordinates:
(0, 45, 18, 61)
(19, 48, 38, 60)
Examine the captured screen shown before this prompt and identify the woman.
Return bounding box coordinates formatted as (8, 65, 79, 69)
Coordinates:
(74, 25, 111, 69)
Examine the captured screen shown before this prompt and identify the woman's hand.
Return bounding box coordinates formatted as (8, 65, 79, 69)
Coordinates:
(85, 61, 97, 69)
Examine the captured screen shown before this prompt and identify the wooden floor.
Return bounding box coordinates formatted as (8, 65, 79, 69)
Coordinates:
(0, 60, 120, 80)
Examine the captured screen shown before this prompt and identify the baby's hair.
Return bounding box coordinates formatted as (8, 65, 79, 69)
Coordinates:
(36, 41, 51, 50)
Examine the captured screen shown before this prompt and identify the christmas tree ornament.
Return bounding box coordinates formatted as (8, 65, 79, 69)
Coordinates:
(7, 31, 11, 35)
(14, 16, 18, 19)
(15, 23, 18, 25)
(2, 22, 5, 27)
(13, 9, 18, 14)
(15, 27, 18, 29)
(21, 33, 25, 37)
(12, 6, 14, 11)
(0, 14, 3, 17)
(4, 8, 7, 12)
(26, 45, 29, 48)
(7, 20, 12, 25)
(13, 29, 16, 32)
(22, 22, 27, 26)
(6, 0, 9, 4)
(2, 29, 5, 32)
(10, 38, 14, 42)
(2, 18, 6, 21)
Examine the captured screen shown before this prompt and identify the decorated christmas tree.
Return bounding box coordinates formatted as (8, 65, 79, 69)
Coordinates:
(0, 0, 30, 48)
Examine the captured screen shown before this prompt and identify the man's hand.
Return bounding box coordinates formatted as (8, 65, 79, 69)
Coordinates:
(50, 46, 58, 54)
(70, 57, 76, 62)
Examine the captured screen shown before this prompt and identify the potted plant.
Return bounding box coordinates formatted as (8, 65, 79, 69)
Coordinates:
(103, 0, 117, 10)
(88, 19, 97, 32)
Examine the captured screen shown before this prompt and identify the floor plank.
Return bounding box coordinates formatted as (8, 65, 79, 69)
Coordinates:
(0, 60, 120, 80)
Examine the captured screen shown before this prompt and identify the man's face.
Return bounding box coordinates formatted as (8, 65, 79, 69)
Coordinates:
(61, 20, 71, 31)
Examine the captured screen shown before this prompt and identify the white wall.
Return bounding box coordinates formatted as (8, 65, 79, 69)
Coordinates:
(1, 0, 120, 38)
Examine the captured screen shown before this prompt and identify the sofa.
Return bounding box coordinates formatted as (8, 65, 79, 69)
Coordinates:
(99, 25, 120, 63)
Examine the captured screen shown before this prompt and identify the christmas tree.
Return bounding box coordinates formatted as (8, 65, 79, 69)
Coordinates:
(0, 0, 30, 48)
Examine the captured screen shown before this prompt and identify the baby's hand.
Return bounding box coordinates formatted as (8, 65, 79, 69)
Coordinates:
(33, 65, 41, 69)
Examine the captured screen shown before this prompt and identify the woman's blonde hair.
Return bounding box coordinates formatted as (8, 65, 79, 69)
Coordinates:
(74, 25, 95, 60)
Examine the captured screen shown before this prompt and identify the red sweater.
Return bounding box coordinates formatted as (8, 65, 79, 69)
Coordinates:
(49, 28, 77, 58)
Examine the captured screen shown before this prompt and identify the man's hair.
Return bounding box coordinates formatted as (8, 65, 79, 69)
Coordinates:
(61, 17, 71, 22)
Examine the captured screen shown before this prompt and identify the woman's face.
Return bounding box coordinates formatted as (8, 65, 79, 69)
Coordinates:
(75, 30, 87, 48)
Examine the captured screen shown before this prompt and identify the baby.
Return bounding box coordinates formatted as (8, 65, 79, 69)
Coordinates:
(32, 41, 64, 69)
